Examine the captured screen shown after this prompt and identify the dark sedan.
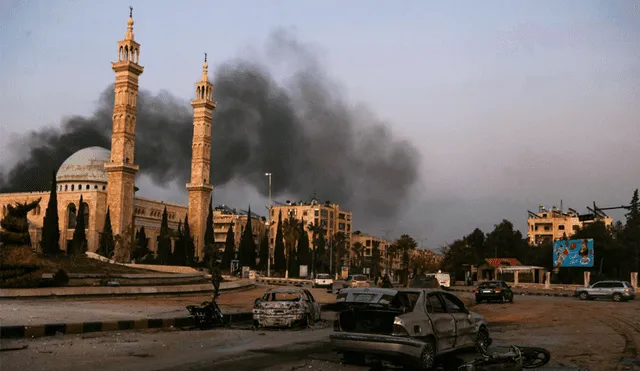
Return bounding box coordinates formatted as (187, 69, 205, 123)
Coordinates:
(475, 280, 514, 304)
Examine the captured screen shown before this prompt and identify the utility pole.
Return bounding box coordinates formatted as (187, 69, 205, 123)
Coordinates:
(265, 173, 272, 277)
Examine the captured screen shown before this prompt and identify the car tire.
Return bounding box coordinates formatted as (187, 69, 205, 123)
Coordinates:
(613, 293, 623, 302)
(474, 327, 491, 354)
(579, 292, 589, 300)
(418, 338, 437, 370)
(476, 297, 483, 304)
(509, 294, 514, 304)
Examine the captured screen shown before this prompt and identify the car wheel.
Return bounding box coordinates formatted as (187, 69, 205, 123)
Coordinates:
(613, 293, 623, 302)
(579, 292, 589, 300)
(418, 338, 437, 370)
(509, 294, 514, 304)
(305, 314, 314, 328)
(476, 297, 483, 304)
(474, 327, 490, 354)
(500, 295, 506, 304)
(253, 320, 260, 329)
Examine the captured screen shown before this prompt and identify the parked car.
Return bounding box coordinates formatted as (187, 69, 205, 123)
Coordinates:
(409, 275, 441, 289)
(474, 280, 514, 304)
(330, 287, 492, 370)
(252, 287, 321, 328)
(574, 280, 636, 302)
(425, 271, 451, 288)
(345, 274, 370, 288)
(313, 273, 334, 289)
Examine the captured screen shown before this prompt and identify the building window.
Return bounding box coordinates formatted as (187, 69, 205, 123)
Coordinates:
(94, 185, 98, 189)
(339, 223, 345, 230)
(314, 210, 319, 216)
(558, 225, 565, 231)
(303, 211, 308, 216)
(573, 225, 579, 231)
(70, 184, 74, 191)
(542, 214, 547, 218)
(67, 203, 77, 229)
(544, 226, 551, 231)
(78, 184, 82, 190)
(86, 184, 90, 190)
(102, 185, 106, 190)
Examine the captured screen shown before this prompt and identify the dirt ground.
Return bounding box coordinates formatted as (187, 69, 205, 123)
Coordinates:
(472, 295, 640, 371)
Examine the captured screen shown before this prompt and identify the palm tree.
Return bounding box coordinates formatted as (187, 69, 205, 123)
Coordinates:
(307, 221, 324, 275)
(352, 241, 366, 273)
(282, 214, 302, 278)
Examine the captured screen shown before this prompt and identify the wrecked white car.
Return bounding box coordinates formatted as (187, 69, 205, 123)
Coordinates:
(252, 287, 321, 328)
(330, 287, 492, 370)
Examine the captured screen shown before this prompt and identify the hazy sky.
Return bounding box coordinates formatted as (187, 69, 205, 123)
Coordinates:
(1, 0, 639, 249)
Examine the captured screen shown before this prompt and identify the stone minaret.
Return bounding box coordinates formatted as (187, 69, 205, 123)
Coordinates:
(187, 54, 215, 259)
(105, 7, 143, 236)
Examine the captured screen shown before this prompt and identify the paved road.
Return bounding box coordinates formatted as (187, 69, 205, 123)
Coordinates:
(3, 293, 638, 371)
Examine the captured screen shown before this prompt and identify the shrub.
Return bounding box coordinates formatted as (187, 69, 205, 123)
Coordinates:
(53, 269, 69, 286)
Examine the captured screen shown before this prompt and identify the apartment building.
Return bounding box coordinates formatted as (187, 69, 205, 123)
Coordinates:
(527, 204, 613, 245)
(213, 205, 267, 254)
(268, 198, 353, 249)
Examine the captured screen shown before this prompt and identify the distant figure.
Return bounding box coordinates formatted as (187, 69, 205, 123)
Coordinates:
(211, 259, 222, 299)
(374, 275, 380, 286)
(381, 274, 393, 288)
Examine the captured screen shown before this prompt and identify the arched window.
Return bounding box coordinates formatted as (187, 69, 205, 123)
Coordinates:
(82, 202, 89, 226)
(102, 185, 106, 191)
(67, 203, 77, 229)
(64, 185, 68, 191)
(86, 184, 90, 190)
(70, 184, 74, 191)
(94, 185, 98, 190)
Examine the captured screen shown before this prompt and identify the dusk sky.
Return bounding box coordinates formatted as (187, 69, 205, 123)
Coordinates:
(1, 1, 639, 249)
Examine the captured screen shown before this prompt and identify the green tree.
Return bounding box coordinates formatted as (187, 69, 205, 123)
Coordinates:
(484, 220, 526, 259)
(258, 233, 269, 270)
(131, 225, 149, 261)
(393, 234, 418, 285)
(221, 225, 235, 271)
(370, 240, 382, 278)
(202, 196, 214, 267)
(623, 189, 640, 275)
(0, 199, 41, 246)
(273, 211, 286, 275)
(183, 214, 196, 267)
(296, 221, 311, 274)
(157, 207, 171, 265)
(69, 195, 87, 256)
(332, 232, 348, 276)
(40, 171, 60, 256)
(283, 214, 302, 277)
(171, 221, 187, 266)
(351, 241, 366, 272)
(238, 206, 257, 268)
(97, 208, 115, 258)
(315, 228, 327, 273)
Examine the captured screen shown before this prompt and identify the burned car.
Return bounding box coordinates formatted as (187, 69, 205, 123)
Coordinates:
(330, 287, 492, 370)
(252, 287, 321, 328)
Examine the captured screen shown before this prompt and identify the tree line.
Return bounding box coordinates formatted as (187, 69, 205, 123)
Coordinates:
(440, 189, 640, 284)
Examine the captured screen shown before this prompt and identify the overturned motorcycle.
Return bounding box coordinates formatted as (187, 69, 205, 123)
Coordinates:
(186, 300, 226, 329)
(435, 345, 551, 371)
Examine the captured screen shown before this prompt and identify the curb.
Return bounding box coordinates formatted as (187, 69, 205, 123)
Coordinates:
(0, 312, 254, 340)
(448, 288, 574, 298)
(254, 278, 314, 288)
(0, 283, 255, 300)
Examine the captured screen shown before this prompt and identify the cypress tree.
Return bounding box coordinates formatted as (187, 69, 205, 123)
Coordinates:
(258, 233, 269, 270)
(157, 207, 171, 264)
(40, 171, 60, 256)
(274, 210, 286, 274)
(296, 222, 311, 274)
(221, 225, 235, 270)
(131, 225, 149, 261)
(183, 214, 196, 266)
(97, 208, 115, 258)
(238, 206, 257, 268)
(172, 221, 186, 265)
(203, 196, 214, 266)
(70, 195, 87, 256)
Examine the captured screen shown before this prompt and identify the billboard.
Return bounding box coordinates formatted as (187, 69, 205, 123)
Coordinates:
(553, 239, 594, 268)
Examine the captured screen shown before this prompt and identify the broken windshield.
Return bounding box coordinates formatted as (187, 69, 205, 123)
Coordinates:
(263, 292, 301, 301)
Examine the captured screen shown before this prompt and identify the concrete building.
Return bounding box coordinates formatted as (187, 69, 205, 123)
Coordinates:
(212, 205, 267, 254)
(0, 10, 214, 261)
(527, 204, 613, 245)
(268, 198, 353, 253)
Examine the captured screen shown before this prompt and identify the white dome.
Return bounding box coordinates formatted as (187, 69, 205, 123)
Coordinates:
(56, 147, 111, 183)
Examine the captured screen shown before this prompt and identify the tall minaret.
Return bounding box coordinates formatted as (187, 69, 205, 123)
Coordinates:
(105, 7, 143, 236)
(187, 53, 215, 260)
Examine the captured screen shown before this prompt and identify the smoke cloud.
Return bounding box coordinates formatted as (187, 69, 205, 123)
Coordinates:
(0, 30, 421, 219)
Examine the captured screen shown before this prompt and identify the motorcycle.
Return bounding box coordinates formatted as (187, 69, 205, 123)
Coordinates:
(450, 345, 551, 371)
(186, 300, 225, 329)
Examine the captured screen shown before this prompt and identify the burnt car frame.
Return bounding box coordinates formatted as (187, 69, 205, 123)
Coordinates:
(330, 287, 491, 371)
(252, 287, 321, 328)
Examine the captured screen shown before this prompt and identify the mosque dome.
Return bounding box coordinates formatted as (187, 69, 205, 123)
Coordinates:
(56, 147, 111, 184)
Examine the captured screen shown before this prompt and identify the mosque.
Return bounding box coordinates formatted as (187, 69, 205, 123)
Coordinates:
(0, 9, 246, 260)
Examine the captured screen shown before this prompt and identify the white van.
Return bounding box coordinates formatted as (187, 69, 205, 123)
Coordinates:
(426, 271, 451, 288)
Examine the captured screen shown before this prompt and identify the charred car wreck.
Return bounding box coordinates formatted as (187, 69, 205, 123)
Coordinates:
(253, 287, 321, 328)
(330, 287, 492, 371)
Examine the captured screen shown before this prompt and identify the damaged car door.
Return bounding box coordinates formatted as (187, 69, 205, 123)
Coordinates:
(439, 292, 475, 348)
(302, 289, 321, 321)
(425, 292, 456, 352)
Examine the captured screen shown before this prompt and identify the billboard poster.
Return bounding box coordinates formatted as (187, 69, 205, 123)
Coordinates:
(553, 239, 594, 268)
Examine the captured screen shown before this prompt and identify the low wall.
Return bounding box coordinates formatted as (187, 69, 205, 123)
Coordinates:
(84, 252, 203, 274)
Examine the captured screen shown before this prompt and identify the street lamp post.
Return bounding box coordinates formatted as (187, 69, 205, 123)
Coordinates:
(265, 173, 272, 277)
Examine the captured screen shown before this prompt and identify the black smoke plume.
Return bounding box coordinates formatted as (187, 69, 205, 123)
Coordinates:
(0, 30, 420, 219)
